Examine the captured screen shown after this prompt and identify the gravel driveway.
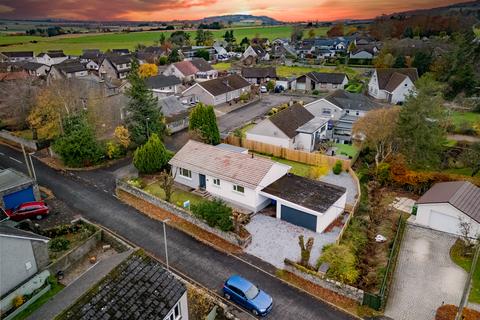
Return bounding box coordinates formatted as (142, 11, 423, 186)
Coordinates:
(320, 172, 358, 205)
(385, 225, 466, 320)
(244, 214, 341, 268)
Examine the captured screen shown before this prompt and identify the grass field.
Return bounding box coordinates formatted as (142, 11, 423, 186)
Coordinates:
(450, 111, 480, 127)
(276, 65, 359, 79)
(450, 239, 480, 303)
(0, 26, 329, 55)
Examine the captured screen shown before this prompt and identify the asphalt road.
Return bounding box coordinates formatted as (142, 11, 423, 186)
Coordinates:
(0, 144, 354, 320)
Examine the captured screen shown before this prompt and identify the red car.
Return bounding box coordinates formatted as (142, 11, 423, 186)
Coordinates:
(5, 201, 49, 221)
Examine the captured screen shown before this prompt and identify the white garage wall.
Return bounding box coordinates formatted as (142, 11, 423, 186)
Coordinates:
(416, 203, 480, 237)
(316, 192, 347, 233)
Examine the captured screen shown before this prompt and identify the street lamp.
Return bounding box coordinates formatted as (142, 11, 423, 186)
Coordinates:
(146, 117, 150, 138)
(162, 219, 170, 270)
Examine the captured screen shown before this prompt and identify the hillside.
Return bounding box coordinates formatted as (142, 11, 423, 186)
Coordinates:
(192, 14, 281, 25)
(384, 0, 480, 19)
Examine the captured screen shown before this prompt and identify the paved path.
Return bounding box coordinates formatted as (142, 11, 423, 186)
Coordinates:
(0, 145, 354, 320)
(385, 224, 466, 320)
(27, 250, 133, 320)
(448, 134, 480, 143)
(320, 172, 358, 206)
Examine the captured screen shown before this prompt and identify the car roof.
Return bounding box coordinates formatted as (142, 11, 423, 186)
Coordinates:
(226, 275, 253, 292)
(18, 201, 45, 207)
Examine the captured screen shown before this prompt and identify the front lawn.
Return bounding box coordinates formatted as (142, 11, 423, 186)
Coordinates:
(276, 65, 358, 79)
(450, 111, 480, 130)
(334, 143, 359, 158)
(144, 183, 206, 208)
(212, 62, 231, 71)
(450, 239, 480, 303)
(12, 280, 64, 320)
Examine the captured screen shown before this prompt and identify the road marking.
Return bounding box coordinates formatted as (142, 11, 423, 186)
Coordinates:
(0, 152, 4, 156)
(9, 157, 22, 164)
(103, 189, 108, 193)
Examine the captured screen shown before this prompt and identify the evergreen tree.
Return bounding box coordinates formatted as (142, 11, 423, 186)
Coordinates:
(133, 133, 170, 174)
(412, 51, 432, 76)
(168, 49, 180, 63)
(397, 75, 447, 169)
(125, 59, 165, 146)
(189, 103, 220, 145)
(393, 55, 406, 68)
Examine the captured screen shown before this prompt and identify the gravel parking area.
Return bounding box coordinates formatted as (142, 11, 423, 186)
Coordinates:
(244, 214, 341, 268)
(320, 171, 358, 205)
(385, 225, 466, 320)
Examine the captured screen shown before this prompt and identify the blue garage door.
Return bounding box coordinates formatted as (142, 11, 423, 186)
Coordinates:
(280, 205, 317, 232)
(3, 187, 35, 209)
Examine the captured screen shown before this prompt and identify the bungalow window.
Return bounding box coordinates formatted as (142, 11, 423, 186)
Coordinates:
(322, 108, 331, 115)
(213, 178, 220, 186)
(233, 185, 245, 194)
(179, 168, 192, 179)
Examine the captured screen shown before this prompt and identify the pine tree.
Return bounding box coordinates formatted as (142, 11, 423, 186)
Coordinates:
(189, 103, 220, 145)
(133, 133, 169, 174)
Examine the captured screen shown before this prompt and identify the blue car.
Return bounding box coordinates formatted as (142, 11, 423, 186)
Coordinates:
(223, 275, 273, 316)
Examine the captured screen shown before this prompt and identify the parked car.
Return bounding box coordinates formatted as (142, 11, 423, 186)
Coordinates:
(223, 275, 273, 316)
(260, 86, 268, 93)
(5, 201, 49, 221)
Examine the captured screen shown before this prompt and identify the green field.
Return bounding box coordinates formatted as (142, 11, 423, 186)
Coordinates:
(450, 111, 480, 127)
(277, 65, 359, 79)
(0, 26, 329, 55)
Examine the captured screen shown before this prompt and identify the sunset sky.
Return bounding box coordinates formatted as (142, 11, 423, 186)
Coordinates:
(0, 0, 469, 22)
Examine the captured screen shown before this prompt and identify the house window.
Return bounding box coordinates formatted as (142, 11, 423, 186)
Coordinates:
(179, 168, 192, 179)
(346, 110, 350, 114)
(233, 185, 245, 193)
(356, 111, 360, 116)
(322, 108, 331, 115)
(174, 304, 181, 319)
(213, 178, 220, 186)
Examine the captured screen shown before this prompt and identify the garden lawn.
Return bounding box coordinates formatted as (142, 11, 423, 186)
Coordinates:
(450, 239, 480, 303)
(0, 26, 330, 55)
(276, 65, 358, 79)
(12, 282, 64, 320)
(334, 143, 359, 158)
(144, 183, 206, 208)
(238, 123, 255, 138)
(212, 62, 231, 71)
(271, 156, 312, 177)
(450, 111, 480, 128)
(444, 167, 478, 177)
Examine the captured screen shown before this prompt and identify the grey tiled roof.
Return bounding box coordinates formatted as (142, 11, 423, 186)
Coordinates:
(61, 253, 186, 320)
(0, 168, 33, 191)
(0, 225, 49, 242)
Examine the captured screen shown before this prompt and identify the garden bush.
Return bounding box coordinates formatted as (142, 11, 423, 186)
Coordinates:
(191, 199, 233, 232)
(13, 295, 25, 309)
(312, 90, 320, 96)
(332, 160, 343, 175)
(436, 304, 480, 320)
(49, 237, 70, 252)
(133, 133, 170, 174)
(105, 141, 123, 160)
(318, 244, 359, 285)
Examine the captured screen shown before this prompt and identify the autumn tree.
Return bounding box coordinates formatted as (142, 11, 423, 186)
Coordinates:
(327, 23, 344, 37)
(397, 74, 447, 169)
(189, 103, 220, 145)
(353, 107, 401, 168)
(158, 170, 175, 202)
(114, 125, 131, 150)
(374, 51, 395, 68)
(27, 88, 63, 140)
(125, 59, 165, 146)
(138, 63, 158, 78)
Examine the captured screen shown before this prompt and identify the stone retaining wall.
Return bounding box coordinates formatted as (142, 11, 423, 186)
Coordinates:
(116, 180, 251, 248)
(284, 259, 364, 303)
(0, 130, 38, 151)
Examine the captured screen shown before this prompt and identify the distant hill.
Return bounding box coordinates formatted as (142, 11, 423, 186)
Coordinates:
(381, 1, 480, 19)
(193, 14, 281, 26)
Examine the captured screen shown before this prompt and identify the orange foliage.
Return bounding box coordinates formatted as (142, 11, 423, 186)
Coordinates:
(436, 304, 480, 320)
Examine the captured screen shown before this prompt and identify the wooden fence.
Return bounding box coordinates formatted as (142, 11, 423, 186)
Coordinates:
(224, 136, 351, 169)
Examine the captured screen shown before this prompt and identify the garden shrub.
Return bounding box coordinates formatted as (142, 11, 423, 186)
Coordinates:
(342, 217, 368, 255)
(318, 244, 359, 285)
(191, 199, 233, 232)
(133, 133, 170, 174)
(13, 295, 25, 309)
(266, 80, 275, 91)
(312, 90, 320, 96)
(307, 166, 329, 179)
(105, 141, 123, 160)
(376, 162, 391, 186)
(49, 237, 70, 252)
(127, 178, 145, 189)
(332, 160, 343, 175)
(436, 304, 480, 320)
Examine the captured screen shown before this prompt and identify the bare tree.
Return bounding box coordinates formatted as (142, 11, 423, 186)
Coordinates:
(158, 170, 175, 203)
(298, 235, 314, 267)
(459, 217, 474, 251)
(0, 78, 40, 129)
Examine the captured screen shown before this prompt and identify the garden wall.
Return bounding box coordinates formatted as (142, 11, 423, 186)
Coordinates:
(0, 130, 38, 151)
(284, 259, 364, 303)
(116, 180, 251, 248)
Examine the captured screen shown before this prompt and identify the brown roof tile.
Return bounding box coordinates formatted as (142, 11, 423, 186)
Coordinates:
(376, 68, 418, 91)
(197, 74, 250, 97)
(269, 104, 314, 138)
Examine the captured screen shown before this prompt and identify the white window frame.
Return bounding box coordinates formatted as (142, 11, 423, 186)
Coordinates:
(213, 178, 220, 187)
(179, 167, 192, 179)
(233, 185, 245, 194)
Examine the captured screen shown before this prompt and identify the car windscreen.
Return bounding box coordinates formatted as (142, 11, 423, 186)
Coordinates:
(245, 285, 259, 300)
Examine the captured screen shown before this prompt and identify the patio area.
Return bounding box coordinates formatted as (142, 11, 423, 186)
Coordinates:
(244, 214, 344, 268)
(320, 171, 358, 206)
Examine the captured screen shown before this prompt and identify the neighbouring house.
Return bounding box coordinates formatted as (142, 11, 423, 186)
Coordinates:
(136, 46, 167, 64)
(314, 48, 335, 59)
(276, 77, 295, 91)
(36, 51, 69, 66)
(180, 46, 215, 61)
(99, 54, 132, 80)
(0, 168, 40, 210)
(368, 68, 418, 104)
(181, 74, 251, 106)
(111, 48, 130, 55)
(293, 72, 348, 92)
(242, 45, 270, 61)
(158, 95, 191, 133)
(59, 253, 189, 320)
(48, 60, 88, 80)
(241, 66, 277, 85)
(14, 61, 49, 77)
(413, 181, 480, 237)
(260, 174, 347, 233)
(1, 51, 34, 62)
(80, 50, 104, 70)
(145, 74, 182, 97)
(246, 103, 329, 152)
(349, 46, 377, 59)
(170, 140, 291, 212)
(0, 225, 50, 297)
(305, 89, 381, 143)
(213, 45, 228, 60)
(163, 58, 217, 82)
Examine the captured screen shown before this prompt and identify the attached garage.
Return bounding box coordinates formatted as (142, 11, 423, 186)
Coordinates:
(414, 181, 480, 237)
(261, 174, 347, 233)
(0, 169, 39, 210)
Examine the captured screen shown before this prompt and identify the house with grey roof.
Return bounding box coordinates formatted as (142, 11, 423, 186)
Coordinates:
(293, 71, 348, 92)
(99, 54, 132, 80)
(145, 74, 182, 97)
(14, 61, 49, 77)
(246, 104, 329, 152)
(0, 168, 40, 210)
(241, 66, 277, 84)
(1, 51, 35, 63)
(413, 181, 480, 237)
(59, 252, 188, 320)
(158, 96, 191, 133)
(48, 60, 88, 80)
(368, 68, 418, 104)
(36, 50, 68, 66)
(242, 45, 270, 61)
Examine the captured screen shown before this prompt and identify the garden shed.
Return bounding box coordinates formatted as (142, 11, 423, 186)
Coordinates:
(0, 168, 40, 210)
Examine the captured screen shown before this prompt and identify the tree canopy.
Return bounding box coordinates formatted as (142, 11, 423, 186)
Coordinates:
(189, 103, 220, 145)
(133, 133, 170, 174)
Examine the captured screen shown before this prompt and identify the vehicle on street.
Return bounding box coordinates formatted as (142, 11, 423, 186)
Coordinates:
(5, 201, 49, 221)
(260, 86, 268, 93)
(223, 275, 273, 316)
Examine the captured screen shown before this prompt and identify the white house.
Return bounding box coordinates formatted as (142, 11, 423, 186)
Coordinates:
(36, 51, 68, 66)
(48, 60, 88, 80)
(293, 72, 348, 92)
(145, 74, 182, 97)
(1, 51, 34, 62)
(413, 181, 480, 237)
(163, 58, 217, 82)
(169, 140, 291, 212)
(157, 95, 191, 133)
(246, 103, 329, 152)
(181, 74, 251, 106)
(242, 45, 269, 61)
(368, 68, 418, 104)
(99, 54, 132, 80)
(241, 66, 277, 85)
(15, 61, 49, 77)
